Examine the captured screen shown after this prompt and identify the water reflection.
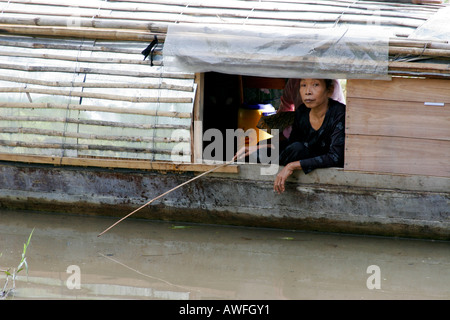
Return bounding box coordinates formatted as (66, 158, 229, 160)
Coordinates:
(0, 209, 449, 300)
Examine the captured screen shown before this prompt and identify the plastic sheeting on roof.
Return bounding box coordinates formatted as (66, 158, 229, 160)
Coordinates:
(163, 23, 389, 79)
(410, 6, 450, 41)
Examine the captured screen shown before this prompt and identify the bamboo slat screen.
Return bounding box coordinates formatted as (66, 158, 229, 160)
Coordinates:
(0, 35, 196, 163)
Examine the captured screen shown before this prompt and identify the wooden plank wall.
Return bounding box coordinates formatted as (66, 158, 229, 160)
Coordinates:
(345, 77, 450, 178)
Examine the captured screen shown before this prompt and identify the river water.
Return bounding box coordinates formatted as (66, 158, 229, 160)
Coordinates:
(0, 209, 449, 300)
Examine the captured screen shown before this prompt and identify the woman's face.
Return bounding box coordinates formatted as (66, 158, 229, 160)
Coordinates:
(299, 79, 332, 110)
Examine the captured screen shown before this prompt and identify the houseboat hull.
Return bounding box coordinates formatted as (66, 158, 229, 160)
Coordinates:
(1, 161, 448, 240)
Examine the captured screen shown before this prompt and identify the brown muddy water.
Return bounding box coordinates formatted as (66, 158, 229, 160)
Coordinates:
(0, 209, 449, 300)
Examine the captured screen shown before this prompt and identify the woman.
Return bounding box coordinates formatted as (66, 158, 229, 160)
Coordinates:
(235, 78, 346, 194)
(274, 78, 346, 193)
(278, 78, 345, 141)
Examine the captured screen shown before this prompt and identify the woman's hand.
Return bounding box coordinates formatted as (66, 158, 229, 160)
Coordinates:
(274, 161, 301, 194)
(234, 145, 256, 161)
(234, 143, 273, 161)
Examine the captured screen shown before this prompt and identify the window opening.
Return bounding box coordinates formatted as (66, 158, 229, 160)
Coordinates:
(201, 72, 286, 162)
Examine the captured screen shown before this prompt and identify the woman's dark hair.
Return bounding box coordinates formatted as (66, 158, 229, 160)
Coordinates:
(299, 79, 334, 91)
(324, 79, 333, 90)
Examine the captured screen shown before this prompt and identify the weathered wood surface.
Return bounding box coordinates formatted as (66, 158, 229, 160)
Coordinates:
(0, 153, 239, 173)
(345, 134, 450, 177)
(0, 162, 448, 240)
(346, 98, 449, 141)
(345, 77, 450, 178)
(347, 77, 450, 103)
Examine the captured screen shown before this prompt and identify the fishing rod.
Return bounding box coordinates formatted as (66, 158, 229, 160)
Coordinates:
(97, 157, 237, 237)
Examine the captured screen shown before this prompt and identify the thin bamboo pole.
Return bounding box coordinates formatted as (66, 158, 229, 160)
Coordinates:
(0, 39, 149, 55)
(0, 139, 189, 155)
(0, 115, 190, 130)
(389, 39, 450, 50)
(0, 127, 190, 144)
(97, 157, 237, 237)
(0, 14, 166, 32)
(389, 46, 450, 57)
(0, 87, 193, 103)
(0, 62, 194, 79)
(0, 102, 192, 118)
(0, 24, 156, 41)
(0, 75, 193, 92)
(389, 61, 450, 74)
(0, 50, 153, 66)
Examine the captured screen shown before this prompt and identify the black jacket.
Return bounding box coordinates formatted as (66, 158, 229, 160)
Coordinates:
(287, 98, 346, 174)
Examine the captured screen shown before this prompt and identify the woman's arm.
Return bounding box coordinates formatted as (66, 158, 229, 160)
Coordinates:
(234, 142, 274, 161)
